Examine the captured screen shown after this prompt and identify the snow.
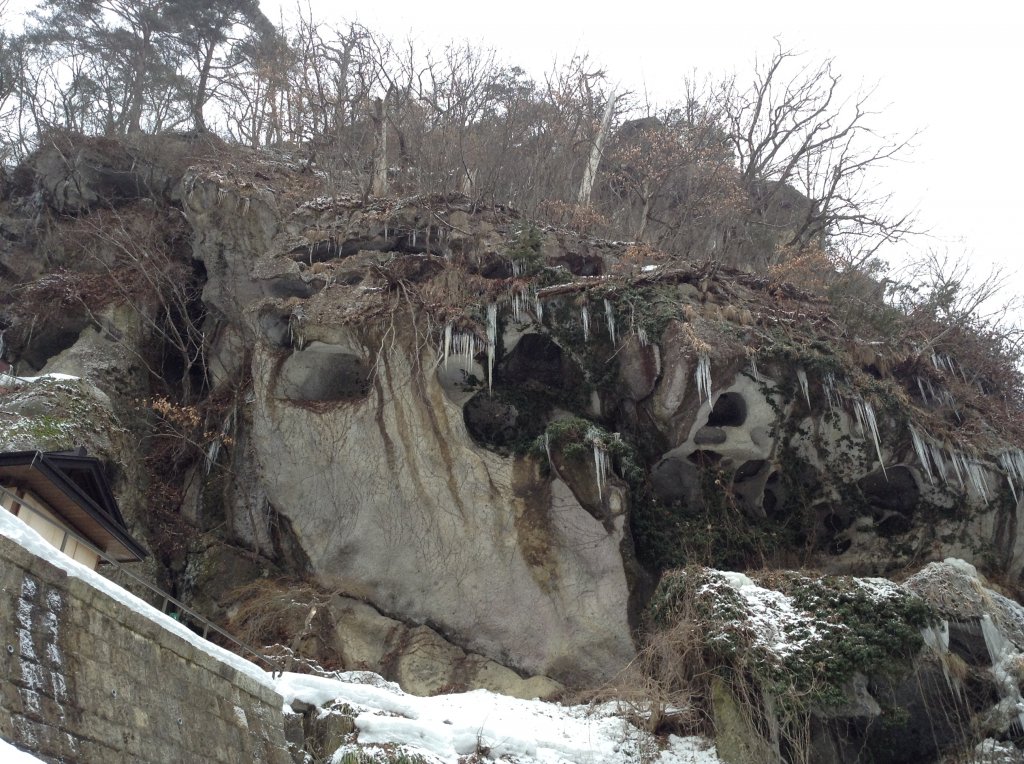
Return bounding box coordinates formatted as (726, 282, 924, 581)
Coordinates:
(943, 557, 981, 580)
(0, 372, 81, 388)
(277, 672, 721, 764)
(731, 582, 820, 658)
(719, 571, 755, 590)
(0, 739, 45, 763)
(0, 510, 278, 692)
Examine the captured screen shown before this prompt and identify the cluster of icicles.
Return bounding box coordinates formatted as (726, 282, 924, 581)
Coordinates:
(438, 289, 646, 502)
(797, 367, 1015, 504)
(438, 290, 635, 391)
(541, 426, 613, 501)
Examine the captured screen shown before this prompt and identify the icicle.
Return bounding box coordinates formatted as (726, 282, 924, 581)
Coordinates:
(823, 373, 840, 412)
(384, 223, 389, 240)
(593, 443, 607, 501)
(796, 368, 811, 408)
(205, 439, 220, 474)
(534, 295, 544, 324)
(486, 304, 497, 391)
(448, 331, 477, 370)
(980, 614, 1024, 734)
(443, 323, 453, 368)
(512, 292, 523, 324)
(998, 450, 1024, 503)
(750, 356, 761, 384)
(604, 299, 616, 346)
(916, 377, 929, 405)
(242, 196, 250, 216)
(966, 459, 989, 503)
(544, 432, 553, 470)
(205, 409, 234, 475)
(587, 427, 610, 502)
(637, 328, 649, 347)
(950, 448, 967, 489)
(653, 345, 662, 377)
(909, 424, 934, 483)
(412, 228, 417, 247)
(288, 319, 305, 351)
(696, 353, 712, 404)
(581, 305, 590, 342)
(929, 442, 949, 483)
(854, 397, 885, 476)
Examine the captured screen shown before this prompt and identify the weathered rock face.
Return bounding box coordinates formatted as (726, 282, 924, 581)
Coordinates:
(247, 325, 635, 684)
(5, 136, 1024, 703)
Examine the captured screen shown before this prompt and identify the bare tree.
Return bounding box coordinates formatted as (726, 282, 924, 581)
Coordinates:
(717, 43, 916, 267)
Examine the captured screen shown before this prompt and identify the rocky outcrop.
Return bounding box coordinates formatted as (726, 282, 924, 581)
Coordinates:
(5, 135, 1024, 709)
(648, 562, 1024, 764)
(247, 323, 635, 684)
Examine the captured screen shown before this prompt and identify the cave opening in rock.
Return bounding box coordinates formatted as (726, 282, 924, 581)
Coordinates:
(687, 450, 723, 466)
(462, 389, 550, 453)
(707, 392, 747, 427)
(733, 459, 767, 484)
(857, 466, 919, 515)
(498, 334, 575, 391)
(276, 345, 372, 401)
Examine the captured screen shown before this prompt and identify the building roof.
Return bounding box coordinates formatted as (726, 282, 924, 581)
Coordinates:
(0, 449, 148, 562)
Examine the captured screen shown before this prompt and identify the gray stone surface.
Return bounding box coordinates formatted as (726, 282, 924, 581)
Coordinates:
(249, 326, 635, 686)
(0, 533, 290, 764)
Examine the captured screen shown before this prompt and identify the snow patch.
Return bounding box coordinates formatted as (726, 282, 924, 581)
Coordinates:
(276, 672, 721, 764)
(0, 739, 45, 763)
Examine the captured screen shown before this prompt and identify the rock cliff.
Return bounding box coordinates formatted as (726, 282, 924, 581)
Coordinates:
(3, 134, 1024, 758)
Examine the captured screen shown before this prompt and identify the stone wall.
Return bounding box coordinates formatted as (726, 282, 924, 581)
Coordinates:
(0, 532, 290, 763)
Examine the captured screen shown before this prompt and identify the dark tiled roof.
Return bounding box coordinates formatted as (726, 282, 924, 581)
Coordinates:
(0, 449, 148, 562)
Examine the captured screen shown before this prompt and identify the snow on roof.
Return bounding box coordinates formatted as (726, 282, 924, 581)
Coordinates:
(0, 509, 277, 692)
(277, 672, 722, 764)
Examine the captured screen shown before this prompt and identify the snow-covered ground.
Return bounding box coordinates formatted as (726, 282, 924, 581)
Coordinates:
(277, 672, 721, 764)
(1, 497, 721, 764)
(0, 738, 45, 763)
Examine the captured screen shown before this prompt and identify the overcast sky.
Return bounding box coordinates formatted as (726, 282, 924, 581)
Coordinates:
(258, 0, 1021, 303)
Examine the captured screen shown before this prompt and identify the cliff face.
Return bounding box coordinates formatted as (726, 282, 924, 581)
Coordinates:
(2, 135, 1024, 697)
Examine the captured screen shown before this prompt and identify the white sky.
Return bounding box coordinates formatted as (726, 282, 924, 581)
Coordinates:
(260, 0, 1022, 305)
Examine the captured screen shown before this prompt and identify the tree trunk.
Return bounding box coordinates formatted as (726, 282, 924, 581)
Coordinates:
(191, 42, 216, 132)
(371, 98, 388, 197)
(577, 89, 616, 207)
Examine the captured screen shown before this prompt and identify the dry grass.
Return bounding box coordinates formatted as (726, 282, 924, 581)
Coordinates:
(225, 578, 343, 671)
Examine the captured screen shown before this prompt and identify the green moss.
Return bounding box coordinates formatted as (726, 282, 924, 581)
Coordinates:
(648, 568, 936, 713)
(0, 378, 123, 452)
(506, 224, 544, 276)
(531, 416, 643, 483)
